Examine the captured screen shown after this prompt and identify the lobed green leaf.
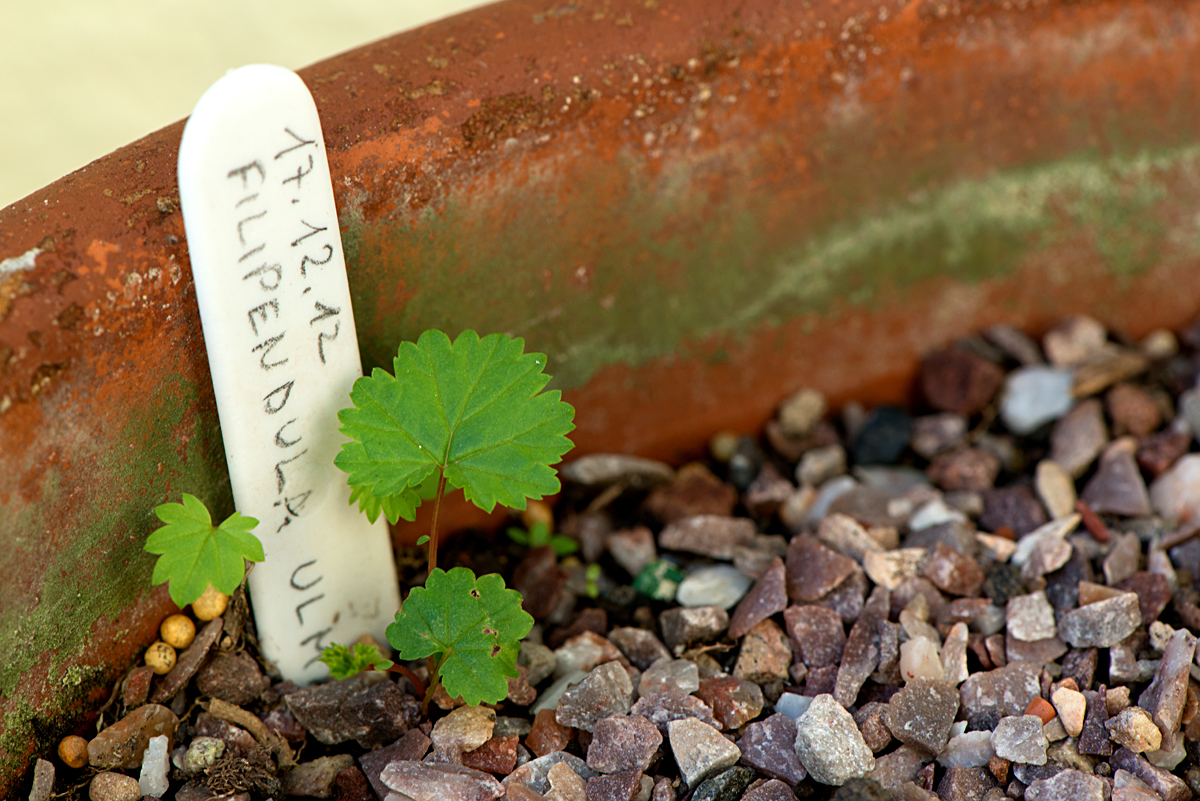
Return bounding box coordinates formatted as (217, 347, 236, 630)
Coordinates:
(144, 493, 263, 607)
(335, 330, 575, 519)
(386, 567, 533, 706)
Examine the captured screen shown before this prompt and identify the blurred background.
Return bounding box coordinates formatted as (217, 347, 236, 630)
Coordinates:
(1, 0, 495, 209)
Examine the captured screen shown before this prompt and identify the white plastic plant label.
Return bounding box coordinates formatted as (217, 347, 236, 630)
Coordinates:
(177, 64, 400, 683)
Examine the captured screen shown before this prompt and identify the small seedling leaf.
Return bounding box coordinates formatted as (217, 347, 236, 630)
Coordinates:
(335, 330, 575, 518)
(318, 642, 394, 680)
(416, 535, 430, 546)
(386, 567, 533, 706)
(550, 535, 579, 557)
(144, 493, 264, 607)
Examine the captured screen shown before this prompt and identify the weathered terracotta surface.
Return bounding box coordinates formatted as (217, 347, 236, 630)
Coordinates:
(3, 0, 1200, 792)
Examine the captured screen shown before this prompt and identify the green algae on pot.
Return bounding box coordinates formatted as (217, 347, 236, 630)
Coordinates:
(346, 143, 1200, 392)
(3, 0, 1200, 795)
(0, 371, 230, 782)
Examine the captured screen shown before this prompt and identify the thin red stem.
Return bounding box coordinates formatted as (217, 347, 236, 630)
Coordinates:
(386, 663, 426, 698)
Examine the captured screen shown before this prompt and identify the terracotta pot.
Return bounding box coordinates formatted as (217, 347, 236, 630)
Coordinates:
(3, 0, 1200, 792)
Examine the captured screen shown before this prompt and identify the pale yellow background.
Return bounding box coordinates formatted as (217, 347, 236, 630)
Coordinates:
(1, 0, 494, 209)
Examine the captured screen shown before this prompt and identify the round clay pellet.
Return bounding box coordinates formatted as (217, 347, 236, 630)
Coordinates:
(192, 585, 229, 620)
(144, 641, 177, 675)
(57, 734, 89, 768)
(159, 613, 196, 649)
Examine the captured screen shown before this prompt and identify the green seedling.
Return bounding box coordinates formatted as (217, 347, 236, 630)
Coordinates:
(388, 567, 533, 706)
(318, 642, 394, 680)
(324, 329, 574, 706)
(335, 328, 576, 572)
(506, 519, 579, 557)
(144, 493, 264, 607)
(585, 563, 602, 599)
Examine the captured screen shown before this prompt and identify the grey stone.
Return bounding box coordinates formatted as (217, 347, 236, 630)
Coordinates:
(608, 527, 658, 579)
(87, 703, 179, 769)
(502, 752, 596, 794)
(381, 761, 505, 801)
(1150, 453, 1200, 523)
(431, 706, 496, 761)
(741, 779, 798, 801)
(733, 618, 792, 684)
(938, 731, 994, 768)
(28, 758, 53, 801)
(359, 729, 433, 799)
(690, 767, 756, 801)
(667, 717, 741, 788)
(1006, 591, 1057, 642)
(1058, 593, 1142, 648)
(659, 606, 728, 654)
(554, 632, 626, 679)
(1104, 531, 1142, 587)
(1138, 627, 1198, 750)
(282, 754, 355, 799)
(87, 772, 141, 801)
(138, 734, 169, 797)
(631, 692, 718, 734)
(786, 535, 857, 603)
(783, 604, 845, 668)
(557, 662, 634, 732)
(911, 414, 969, 459)
(587, 715, 662, 774)
(990, 715, 1048, 765)
(935, 766, 997, 801)
(493, 716, 532, 738)
(835, 586, 889, 707)
(737, 713, 806, 785)
(1051, 400, 1108, 477)
(194, 650, 269, 707)
(585, 768, 643, 801)
(1000, 366, 1074, 435)
(676, 565, 752, 609)
(520, 641, 558, 686)
(607, 627, 671, 671)
(799, 444, 848, 487)
(984, 324, 1043, 366)
(638, 658, 699, 696)
(793, 694, 875, 786)
(659, 516, 756, 560)
(1112, 747, 1192, 801)
(866, 744, 928, 789)
(728, 558, 788, 639)
(561, 455, 674, 488)
(960, 662, 1040, 719)
(887, 678, 959, 754)
(286, 673, 420, 748)
(1106, 707, 1162, 753)
(1082, 447, 1152, 517)
(774, 693, 813, 720)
